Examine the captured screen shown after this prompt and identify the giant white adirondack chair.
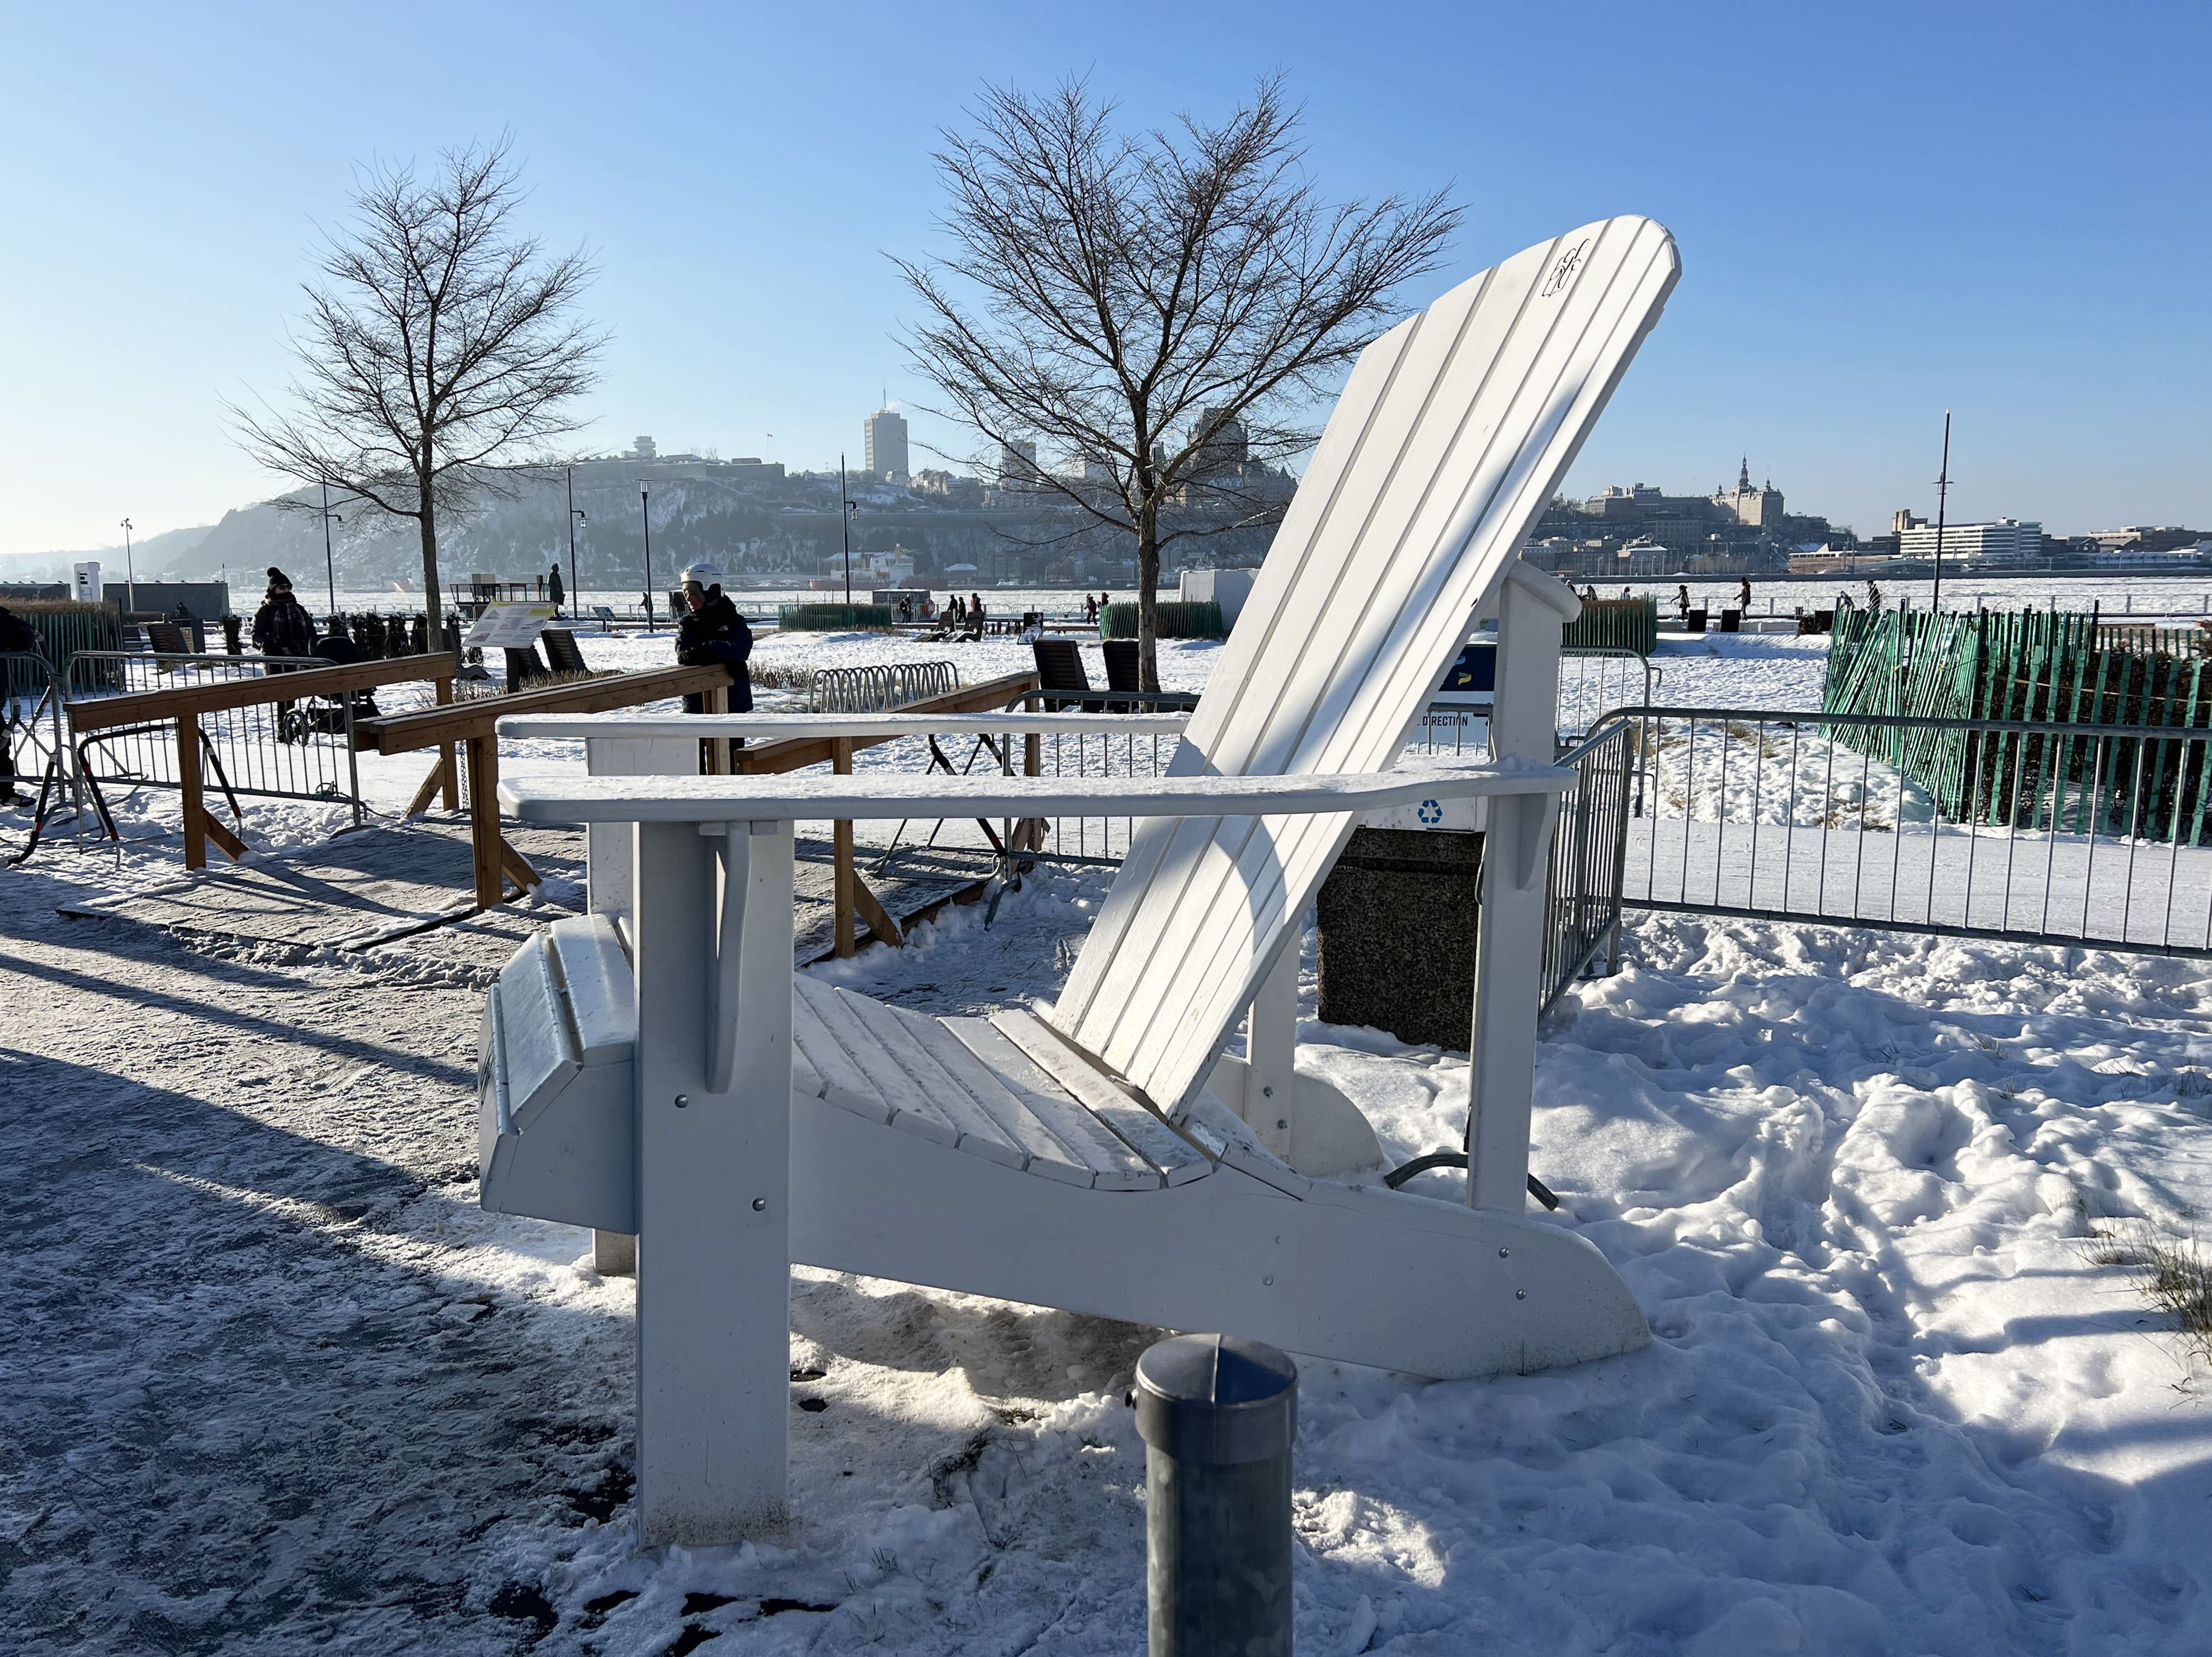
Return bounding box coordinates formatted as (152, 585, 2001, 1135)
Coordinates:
(482, 216, 1680, 1544)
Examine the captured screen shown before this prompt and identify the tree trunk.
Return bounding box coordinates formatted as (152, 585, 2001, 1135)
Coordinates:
(1135, 505, 1162, 694)
(418, 477, 444, 640)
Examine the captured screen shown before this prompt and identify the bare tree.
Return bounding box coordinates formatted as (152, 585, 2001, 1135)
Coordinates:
(898, 77, 1459, 688)
(231, 138, 603, 632)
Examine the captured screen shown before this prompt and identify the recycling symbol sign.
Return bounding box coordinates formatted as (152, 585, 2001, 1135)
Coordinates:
(1416, 798, 1444, 826)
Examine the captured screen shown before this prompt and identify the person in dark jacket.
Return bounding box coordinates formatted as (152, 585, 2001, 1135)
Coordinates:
(548, 563, 565, 614)
(676, 562, 752, 770)
(251, 569, 317, 658)
(1, 604, 44, 803)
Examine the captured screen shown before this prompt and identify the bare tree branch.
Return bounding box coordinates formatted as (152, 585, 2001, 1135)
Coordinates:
(228, 135, 606, 628)
(896, 77, 1457, 688)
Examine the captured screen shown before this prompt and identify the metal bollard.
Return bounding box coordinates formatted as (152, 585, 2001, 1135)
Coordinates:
(1134, 1333, 1298, 1657)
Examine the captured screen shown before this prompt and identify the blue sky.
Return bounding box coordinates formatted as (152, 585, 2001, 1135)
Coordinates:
(2, 0, 2204, 557)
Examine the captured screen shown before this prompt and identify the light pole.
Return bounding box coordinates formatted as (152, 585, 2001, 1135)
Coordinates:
(566, 465, 585, 618)
(1930, 410, 1953, 616)
(315, 482, 343, 620)
(839, 454, 856, 605)
(640, 484, 655, 631)
(120, 518, 135, 614)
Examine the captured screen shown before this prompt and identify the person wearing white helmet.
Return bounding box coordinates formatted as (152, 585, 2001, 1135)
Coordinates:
(676, 561, 752, 747)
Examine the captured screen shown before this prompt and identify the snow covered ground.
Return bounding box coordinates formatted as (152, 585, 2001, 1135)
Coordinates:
(6, 617, 2211, 1653)
(6, 835, 2212, 1654)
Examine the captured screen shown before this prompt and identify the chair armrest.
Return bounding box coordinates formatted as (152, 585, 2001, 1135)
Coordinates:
(498, 758, 1570, 826)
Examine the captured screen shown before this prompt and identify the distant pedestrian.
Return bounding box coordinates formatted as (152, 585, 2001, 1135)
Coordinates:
(250, 569, 315, 658)
(1620, 585, 1633, 601)
(969, 592, 987, 638)
(1083, 593, 1097, 624)
(1673, 584, 1691, 623)
(548, 563, 565, 614)
(1737, 577, 1752, 611)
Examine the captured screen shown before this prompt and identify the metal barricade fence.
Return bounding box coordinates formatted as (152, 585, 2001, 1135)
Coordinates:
(1557, 651, 1656, 742)
(1604, 704, 2212, 958)
(62, 650, 366, 822)
(4, 650, 68, 766)
(3, 650, 74, 806)
(1542, 718, 1636, 1013)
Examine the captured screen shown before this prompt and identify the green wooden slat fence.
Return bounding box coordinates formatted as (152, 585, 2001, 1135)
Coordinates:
(1820, 606, 2212, 846)
(1563, 597, 1656, 656)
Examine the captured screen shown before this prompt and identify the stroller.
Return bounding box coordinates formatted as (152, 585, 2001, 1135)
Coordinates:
(276, 634, 381, 743)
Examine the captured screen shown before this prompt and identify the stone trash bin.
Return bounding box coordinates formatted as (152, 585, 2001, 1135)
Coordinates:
(1315, 784, 1485, 1051)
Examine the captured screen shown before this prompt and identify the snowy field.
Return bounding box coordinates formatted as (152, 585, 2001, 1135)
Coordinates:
(6, 619, 2212, 1652)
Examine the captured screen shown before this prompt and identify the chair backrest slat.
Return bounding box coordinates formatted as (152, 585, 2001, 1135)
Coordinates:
(1050, 216, 1678, 1112)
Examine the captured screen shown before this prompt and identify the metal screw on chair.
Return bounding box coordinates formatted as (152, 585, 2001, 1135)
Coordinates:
(1134, 1333, 1297, 1657)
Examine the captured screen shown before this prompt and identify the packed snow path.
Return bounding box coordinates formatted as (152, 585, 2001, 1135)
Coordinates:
(4, 827, 2210, 1653)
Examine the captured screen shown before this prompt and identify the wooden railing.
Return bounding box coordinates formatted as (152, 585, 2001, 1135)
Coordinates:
(357, 663, 735, 907)
(67, 654, 458, 870)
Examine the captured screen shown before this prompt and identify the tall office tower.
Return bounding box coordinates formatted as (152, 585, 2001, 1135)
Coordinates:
(997, 437, 1040, 487)
(864, 405, 910, 483)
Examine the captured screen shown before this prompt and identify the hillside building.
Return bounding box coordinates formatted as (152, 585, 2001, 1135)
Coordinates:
(864, 406, 909, 483)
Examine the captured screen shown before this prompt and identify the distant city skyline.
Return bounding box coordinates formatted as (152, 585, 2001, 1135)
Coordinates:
(2, 1, 2204, 556)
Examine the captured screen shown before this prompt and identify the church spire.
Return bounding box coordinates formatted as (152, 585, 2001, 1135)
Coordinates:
(1738, 456, 1751, 492)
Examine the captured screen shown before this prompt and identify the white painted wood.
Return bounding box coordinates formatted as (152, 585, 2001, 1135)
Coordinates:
(894, 1012, 1094, 1187)
(1206, 1055, 1384, 1180)
(790, 993, 892, 1123)
(1053, 218, 1678, 1114)
(547, 914, 635, 1067)
(512, 712, 1190, 741)
(1239, 940, 1300, 1161)
(583, 737, 697, 925)
(944, 1018, 1160, 1191)
(786, 1086, 1649, 1380)
(989, 1011, 1214, 1186)
(791, 1046, 826, 1102)
(502, 759, 1570, 825)
(630, 818, 792, 1544)
(1465, 571, 1567, 1212)
(839, 991, 1026, 1169)
(496, 935, 579, 1123)
(791, 976, 960, 1148)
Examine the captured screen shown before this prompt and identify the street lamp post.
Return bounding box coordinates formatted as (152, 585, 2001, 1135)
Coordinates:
(567, 465, 585, 619)
(120, 518, 135, 615)
(640, 484, 655, 631)
(839, 454, 856, 605)
(315, 482, 343, 620)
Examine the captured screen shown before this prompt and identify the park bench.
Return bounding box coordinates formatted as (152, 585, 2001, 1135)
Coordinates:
(480, 215, 1680, 1544)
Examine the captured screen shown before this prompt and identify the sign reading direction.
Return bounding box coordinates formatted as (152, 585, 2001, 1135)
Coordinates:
(464, 603, 558, 649)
